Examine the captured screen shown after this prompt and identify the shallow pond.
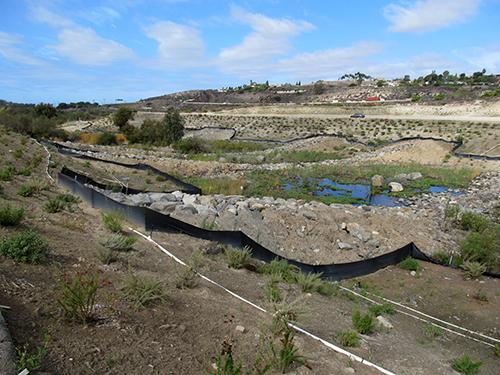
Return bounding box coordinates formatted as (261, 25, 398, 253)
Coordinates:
(283, 178, 458, 206)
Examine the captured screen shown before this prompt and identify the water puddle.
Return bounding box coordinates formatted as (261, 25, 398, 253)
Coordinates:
(283, 178, 459, 206)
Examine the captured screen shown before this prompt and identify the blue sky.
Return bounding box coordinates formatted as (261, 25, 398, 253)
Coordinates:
(1, 0, 499, 104)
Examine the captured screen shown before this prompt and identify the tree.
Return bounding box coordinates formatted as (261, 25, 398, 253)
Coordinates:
(313, 81, 325, 95)
(137, 107, 184, 146)
(34, 103, 57, 118)
(113, 106, 136, 130)
(340, 72, 372, 86)
(403, 75, 410, 85)
(376, 80, 386, 87)
(424, 72, 439, 85)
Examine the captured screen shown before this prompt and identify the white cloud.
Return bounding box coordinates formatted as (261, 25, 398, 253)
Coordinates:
(0, 31, 41, 65)
(29, 5, 75, 28)
(218, 7, 315, 73)
(454, 45, 500, 72)
(384, 0, 482, 33)
(145, 21, 207, 69)
(277, 41, 384, 80)
(48, 26, 135, 66)
(78, 7, 121, 26)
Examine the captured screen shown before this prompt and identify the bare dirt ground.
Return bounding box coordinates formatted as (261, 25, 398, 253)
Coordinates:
(1, 109, 500, 375)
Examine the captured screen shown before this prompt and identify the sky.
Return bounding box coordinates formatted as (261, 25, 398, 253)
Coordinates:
(1, 0, 500, 105)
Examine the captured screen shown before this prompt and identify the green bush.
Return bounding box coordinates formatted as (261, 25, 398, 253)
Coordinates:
(17, 185, 36, 197)
(56, 265, 100, 324)
(399, 257, 420, 271)
(0, 166, 16, 181)
(119, 264, 168, 310)
(0, 230, 47, 264)
(44, 197, 65, 213)
(411, 95, 421, 102)
(260, 258, 299, 283)
(96, 132, 117, 145)
(352, 310, 376, 335)
(336, 329, 360, 347)
(0, 204, 25, 226)
(369, 302, 396, 316)
(172, 137, 206, 154)
(295, 271, 323, 293)
(223, 245, 252, 269)
(98, 233, 137, 252)
(100, 211, 123, 233)
(433, 93, 446, 100)
(450, 354, 484, 375)
(460, 225, 500, 271)
(155, 175, 166, 182)
(459, 211, 491, 233)
(461, 261, 487, 278)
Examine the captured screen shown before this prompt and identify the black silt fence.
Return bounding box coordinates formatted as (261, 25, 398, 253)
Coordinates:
(58, 169, 500, 281)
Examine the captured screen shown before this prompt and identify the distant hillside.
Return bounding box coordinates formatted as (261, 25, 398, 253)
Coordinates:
(125, 83, 498, 112)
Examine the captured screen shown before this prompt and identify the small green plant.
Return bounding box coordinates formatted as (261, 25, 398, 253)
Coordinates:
(444, 203, 461, 224)
(25, 177, 52, 194)
(352, 309, 375, 335)
(336, 329, 360, 347)
(295, 271, 323, 293)
(173, 251, 203, 289)
(100, 211, 123, 233)
(98, 233, 137, 252)
(0, 166, 15, 181)
(460, 211, 491, 233)
(0, 204, 24, 226)
(56, 265, 101, 324)
(369, 302, 396, 316)
(270, 326, 306, 373)
(260, 258, 299, 283)
(201, 216, 219, 230)
(16, 323, 54, 372)
(223, 245, 252, 269)
(44, 196, 65, 213)
(0, 230, 47, 264)
(476, 290, 488, 301)
(399, 281, 405, 287)
(83, 161, 90, 167)
(155, 175, 166, 182)
(424, 324, 442, 341)
(18, 166, 31, 176)
(461, 261, 487, 278)
(265, 275, 281, 302)
(119, 263, 168, 310)
(145, 178, 151, 184)
(495, 342, 500, 357)
(95, 246, 118, 265)
(450, 354, 484, 375)
(17, 185, 36, 197)
(399, 257, 420, 271)
(13, 148, 23, 158)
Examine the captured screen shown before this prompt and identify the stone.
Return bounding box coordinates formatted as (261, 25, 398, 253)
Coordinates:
(183, 194, 198, 205)
(296, 229, 305, 238)
(250, 203, 265, 212)
(377, 316, 393, 329)
(346, 222, 360, 232)
(338, 242, 354, 250)
(371, 174, 385, 187)
(366, 238, 381, 248)
(175, 205, 198, 214)
(408, 171, 423, 180)
(226, 205, 238, 215)
(108, 192, 126, 202)
(256, 155, 266, 162)
(149, 193, 176, 202)
(235, 326, 245, 333)
(172, 191, 183, 201)
(150, 202, 179, 213)
(393, 173, 408, 181)
(389, 182, 404, 192)
(299, 210, 318, 221)
(128, 193, 153, 206)
(350, 229, 372, 242)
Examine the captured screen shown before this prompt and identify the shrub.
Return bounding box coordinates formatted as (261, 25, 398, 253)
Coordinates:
(399, 257, 420, 271)
(0, 204, 24, 226)
(336, 329, 360, 347)
(118, 264, 168, 310)
(424, 324, 442, 341)
(100, 211, 123, 233)
(155, 175, 166, 182)
(411, 95, 421, 102)
(0, 166, 15, 181)
(94, 246, 118, 265)
(172, 252, 203, 289)
(495, 342, 500, 357)
(223, 245, 252, 269)
(55, 265, 100, 324)
(265, 275, 281, 302)
(352, 310, 375, 335)
(459, 211, 490, 233)
(96, 132, 117, 145)
(25, 177, 52, 194)
(17, 185, 36, 197)
(44, 197, 65, 213)
(460, 225, 500, 271)
(295, 271, 323, 293)
(369, 302, 396, 316)
(172, 137, 206, 154)
(18, 166, 31, 176)
(260, 258, 299, 283)
(461, 261, 486, 278)
(450, 354, 484, 375)
(98, 233, 137, 252)
(0, 230, 47, 264)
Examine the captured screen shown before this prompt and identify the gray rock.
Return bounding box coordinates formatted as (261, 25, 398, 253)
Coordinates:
(393, 173, 408, 181)
(408, 172, 423, 180)
(108, 192, 127, 202)
(150, 201, 179, 213)
(296, 229, 305, 238)
(256, 155, 266, 162)
(172, 190, 183, 201)
(175, 204, 198, 214)
(350, 228, 372, 242)
(150, 193, 176, 202)
(338, 242, 354, 250)
(226, 205, 238, 215)
(183, 194, 198, 205)
(299, 210, 318, 221)
(366, 238, 381, 248)
(389, 182, 404, 192)
(128, 193, 153, 206)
